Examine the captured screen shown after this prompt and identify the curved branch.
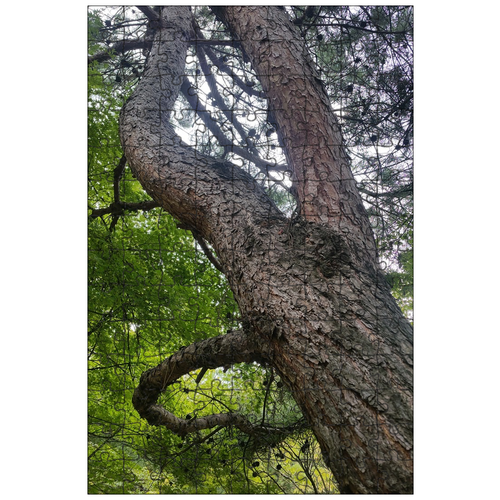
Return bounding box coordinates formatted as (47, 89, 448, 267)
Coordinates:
(119, 6, 284, 246)
(132, 329, 265, 436)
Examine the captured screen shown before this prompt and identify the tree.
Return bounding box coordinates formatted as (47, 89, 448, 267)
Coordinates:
(89, 6, 413, 494)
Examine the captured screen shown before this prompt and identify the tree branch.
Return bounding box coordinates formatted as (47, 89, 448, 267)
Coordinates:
(180, 78, 290, 186)
(195, 43, 259, 157)
(120, 6, 284, 246)
(132, 329, 267, 437)
(177, 219, 225, 273)
(300, 21, 411, 36)
(90, 200, 160, 219)
(88, 38, 150, 64)
(358, 184, 413, 200)
(198, 34, 263, 100)
(183, 24, 289, 178)
(113, 154, 127, 202)
(192, 231, 225, 274)
(190, 39, 241, 46)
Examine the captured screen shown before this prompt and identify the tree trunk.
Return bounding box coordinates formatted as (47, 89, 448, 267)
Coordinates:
(120, 6, 413, 494)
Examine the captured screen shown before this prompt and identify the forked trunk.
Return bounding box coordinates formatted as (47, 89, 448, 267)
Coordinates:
(120, 6, 413, 494)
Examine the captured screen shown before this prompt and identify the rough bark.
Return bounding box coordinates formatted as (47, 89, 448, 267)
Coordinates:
(119, 6, 413, 494)
(214, 6, 377, 262)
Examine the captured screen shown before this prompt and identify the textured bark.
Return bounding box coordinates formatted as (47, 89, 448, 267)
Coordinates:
(119, 6, 413, 494)
(215, 6, 377, 263)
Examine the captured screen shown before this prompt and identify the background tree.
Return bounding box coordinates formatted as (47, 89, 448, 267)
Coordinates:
(89, 6, 413, 494)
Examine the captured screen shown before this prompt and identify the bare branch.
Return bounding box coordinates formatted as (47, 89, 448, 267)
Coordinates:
(358, 184, 412, 200)
(192, 231, 225, 274)
(195, 366, 209, 385)
(300, 21, 410, 35)
(196, 44, 259, 157)
(192, 20, 265, 100)
(113, 154, 127, 202)
(88, 38, 150, 65)
(177, 219, 225, 273)
(190, 39, 241, 46)
(180, 77, 290, 189)
(199, 41, 263, 99)
(90, 200, 160, 219)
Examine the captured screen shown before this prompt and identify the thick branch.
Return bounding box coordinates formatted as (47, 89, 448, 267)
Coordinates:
(119, 6, 284, 246)
(132, 329, 265, 436)
(151, 410, 267, 438)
